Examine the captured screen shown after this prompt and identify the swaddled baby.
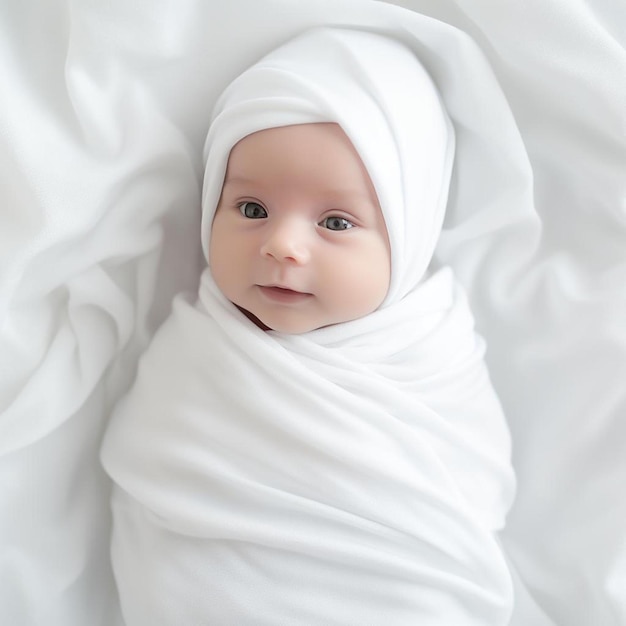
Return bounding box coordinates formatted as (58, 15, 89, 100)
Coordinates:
(102, 27, 516, 625)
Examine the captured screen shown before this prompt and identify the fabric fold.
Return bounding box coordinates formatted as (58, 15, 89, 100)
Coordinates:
(104, 266, 515, 624)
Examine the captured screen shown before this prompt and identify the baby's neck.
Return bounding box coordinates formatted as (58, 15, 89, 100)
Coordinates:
(236, 305, 271, 331)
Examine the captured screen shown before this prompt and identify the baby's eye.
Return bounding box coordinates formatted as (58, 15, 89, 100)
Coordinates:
(320, 216, 354, 231)
(239, 202, 268, 219)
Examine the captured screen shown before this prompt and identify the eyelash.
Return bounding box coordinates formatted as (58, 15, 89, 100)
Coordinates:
(237, 201, 355, 231)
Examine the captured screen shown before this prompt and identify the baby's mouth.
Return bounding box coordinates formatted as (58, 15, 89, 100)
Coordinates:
(257, 285, 313, 302)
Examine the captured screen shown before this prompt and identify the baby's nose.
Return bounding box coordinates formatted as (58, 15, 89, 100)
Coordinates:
(260, 218, 312, 265)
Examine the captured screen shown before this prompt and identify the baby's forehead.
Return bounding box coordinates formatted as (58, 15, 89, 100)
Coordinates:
(224, 123, 366, 176)
(220, 122, 381, 206)
(227, 122, 342, 156)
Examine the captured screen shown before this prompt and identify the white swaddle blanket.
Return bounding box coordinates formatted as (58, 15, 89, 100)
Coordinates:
(102, 27, 515, 624)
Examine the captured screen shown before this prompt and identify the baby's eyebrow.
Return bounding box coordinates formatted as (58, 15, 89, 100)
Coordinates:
(223, 176, 258, 187)
(222, 177, 377, 206)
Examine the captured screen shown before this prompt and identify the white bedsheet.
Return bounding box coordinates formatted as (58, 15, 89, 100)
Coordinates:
(1, 1, 625, 625)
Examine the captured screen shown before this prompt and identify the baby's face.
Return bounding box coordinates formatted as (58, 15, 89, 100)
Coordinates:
(209, 123, 390, 333)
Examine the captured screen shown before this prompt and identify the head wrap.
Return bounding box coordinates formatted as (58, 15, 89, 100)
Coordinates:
(201, 26, 455, 305)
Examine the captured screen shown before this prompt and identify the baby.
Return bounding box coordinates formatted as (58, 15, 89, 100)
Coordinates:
(102, 27, 516, 625)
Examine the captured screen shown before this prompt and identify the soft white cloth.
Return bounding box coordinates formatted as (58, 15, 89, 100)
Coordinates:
(102, 27, 516, 625)
(5, 1, 623, 624)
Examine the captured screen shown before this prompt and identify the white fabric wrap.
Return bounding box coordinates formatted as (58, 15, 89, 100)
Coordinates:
(102, 28, 516, 625)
